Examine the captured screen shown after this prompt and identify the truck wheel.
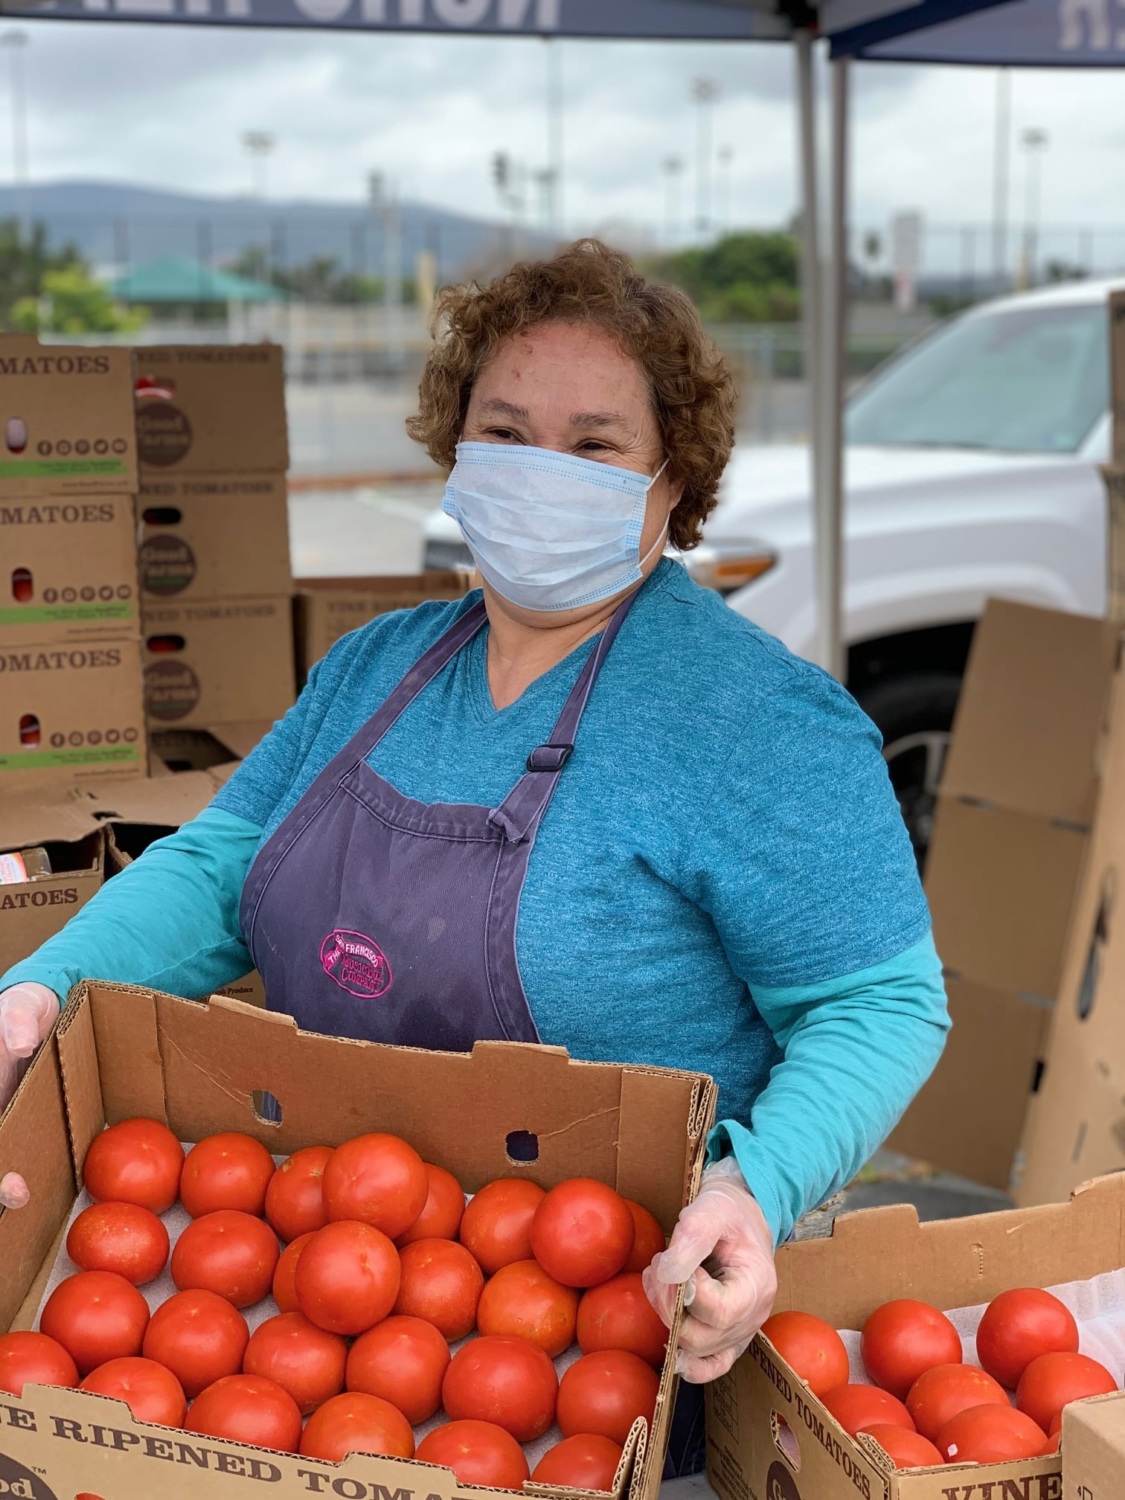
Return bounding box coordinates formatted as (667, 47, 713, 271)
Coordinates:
(856, 673, 962, 871)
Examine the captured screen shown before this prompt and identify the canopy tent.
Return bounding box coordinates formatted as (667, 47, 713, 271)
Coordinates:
(110, 257, 283, 303)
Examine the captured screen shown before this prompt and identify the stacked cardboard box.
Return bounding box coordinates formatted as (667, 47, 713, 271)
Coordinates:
(135, 345, 296, 730)
(1063, 1392, 1125, 1496)
(294, 571, 473, 682)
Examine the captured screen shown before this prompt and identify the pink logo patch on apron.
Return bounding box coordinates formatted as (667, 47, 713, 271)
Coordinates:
(319, 929, 393, 999)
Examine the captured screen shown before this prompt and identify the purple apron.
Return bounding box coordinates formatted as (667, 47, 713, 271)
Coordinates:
(239, 592, 636, 1050)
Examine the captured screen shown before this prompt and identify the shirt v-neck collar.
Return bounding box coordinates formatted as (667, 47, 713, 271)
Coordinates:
(465, 621, 597, 730)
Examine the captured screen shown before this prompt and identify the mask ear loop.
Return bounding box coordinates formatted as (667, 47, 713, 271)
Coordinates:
(638, 458, 673, 571)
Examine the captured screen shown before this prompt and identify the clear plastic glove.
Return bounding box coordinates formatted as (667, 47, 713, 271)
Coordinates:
(0, 982, 60, 1209)
(642, 1155, 777, 1383)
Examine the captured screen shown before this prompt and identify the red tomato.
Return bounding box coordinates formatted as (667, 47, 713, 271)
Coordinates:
(530, 1179, 635, 1289)
(393, 1238, 484, 1340)
(142, 1289, 249, 1398)
(300, 1392, 415, 1461)
(397, 1163, 466, 1246)
(322, 1133, 427, 1240)
(478, 1259, 579, 1358)
(295, 1220, 401, 1336)
(185, 1373, 302, 1452)
(80, 1357, 187, 1427)
(577, 1272, 668, 1369)
(442, 1333, 559, 1443)
(170, 1209, 279, 1309)
(459, 1178, 545, 1274)
(83, 1118, 183, 1214)
(557, 1350, 659, 1445)
(67, 1201, 169, 1286)
(40, 1271, 149, 1376)
(264, 1146, 332, 1243)
(180, 1132, 276, 1219)
(1016, 1351, 1117, 1434)
(272, 1231, 314, 1315)
(821, 1384, 916, 1438)
(623, 1200, 666, 1274)
(861, 1300, 963, 1399)
(976, 1289, 1080, 1389)
(243, 1311, 347, 1416)
(906, 1364, 1008, 1443)
(415, 1419, 530, 1488)
(347, 1315, 450, 1425)
(937, 1403, 1051, 1464)
(533, 1434, 624, 1491)
(761, 1312, 849, 1398)
(0, 1332, 78, 1395)
(860, 1424, 943, 1470)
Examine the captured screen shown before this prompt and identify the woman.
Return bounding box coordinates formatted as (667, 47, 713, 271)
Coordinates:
(0, 241, 948, 1444)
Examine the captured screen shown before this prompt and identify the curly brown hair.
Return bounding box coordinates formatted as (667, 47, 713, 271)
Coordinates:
(406, 239, 738, 550)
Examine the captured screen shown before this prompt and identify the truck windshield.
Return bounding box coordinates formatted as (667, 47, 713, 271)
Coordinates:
(846, 301, 1109, 454)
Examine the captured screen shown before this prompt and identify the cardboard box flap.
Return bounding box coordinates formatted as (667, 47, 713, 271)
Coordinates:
(941, 598, 1121, 825)
(135, 344, 288, 474)
(0, 794, 105, 848)
(87, 769, 217, 829)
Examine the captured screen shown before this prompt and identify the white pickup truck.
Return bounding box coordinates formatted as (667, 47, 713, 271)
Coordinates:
(423, 277, 1119, 859)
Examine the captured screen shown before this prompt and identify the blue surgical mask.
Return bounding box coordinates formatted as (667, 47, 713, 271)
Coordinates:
(442, 441, 669, 613)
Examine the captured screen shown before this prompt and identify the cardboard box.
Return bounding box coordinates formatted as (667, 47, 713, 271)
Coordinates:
(888, 598, 1124, 1193)
(0, 633, 146, 791)
(0, 981, 716, 1500)
(1103, 466, 1125, 620)
(143, 597, 295, 728)
(149, 721, 269, 778)
(0, 802, 103, 974)
(1062, 1391, 1125, 1497)
(705, 1173, 1125, 1500)
(1111, 290, 1125, 465)
(0, 492, 138, 641)
(0, 338, 137, 496)
(295, 572, 473, 680)
(134, 344, 288, 476)
(138, 474, 291, 602)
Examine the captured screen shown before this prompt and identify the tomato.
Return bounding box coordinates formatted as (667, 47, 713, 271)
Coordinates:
(937, 1403, 1051, 1463)
(0, 1332, 78, 1395)
(557, 1350, 660, 1446)
(1016, 1351, 1117, 1433)
(264, 1146, 332, 1243)
(170, 1209, 279, 1309)
(83, 1118, 183, 1214)
(442, 1333, 559, 1443)
(142, 1289, 250, 1398)
(459, 1177, 545, 1274)
(397, 1163, 466, 1246)
(976, 1289, 1080, 1389)
(533, 1434, 624, 1491)
(415, 1419, 530, 1488)
(623, 1200, 666, 1274)
(295, 1220, 401, 1336)
(820, 1384, 916, 1438)
(242, 1311, 347, 1416)
(530, 1179, 635, 1289)
(761, 1312, 849, 1398)
(272, 1231, 314, 1315)
(80, 1357, 187, 1427)
(180, 1132, 276, 1219)
(860, 1300, 962, 1399)
(185, 1373, 302, 1452)
(346, 1315, 450, 1425)
(906, 1364, 1008, 1443)
(300, 1392, 415, 1461)
(40, 1271, 150, 1376)
(577, 1272, 668, 1369)
(66, 1201, 169, 1286)
(478, 1259, 579, 1358)
(393, 1238, 484, 1340)
(860, 1425, 943, 1470)
(322, 1133, 427, 1239)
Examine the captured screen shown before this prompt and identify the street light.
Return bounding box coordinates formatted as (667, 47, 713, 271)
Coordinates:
(690, 77, 719, 236)
(1020, 126, 1049, 287)
(1, 30, 29, 244)
(243, 131, 276, 199)
(717, 145, 734, 235)
(661, 156, 683, 249)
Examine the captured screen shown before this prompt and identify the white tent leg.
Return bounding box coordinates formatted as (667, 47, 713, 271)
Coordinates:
(795, 30, 825, 667)
(818, 53, 850, 683)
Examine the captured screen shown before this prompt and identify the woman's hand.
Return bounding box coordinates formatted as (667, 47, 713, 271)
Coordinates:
(642, 1157, 777, 1383)
(0, 982, 60, 1209)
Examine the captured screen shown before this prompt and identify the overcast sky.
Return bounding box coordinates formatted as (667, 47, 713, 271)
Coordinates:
(6, 21, 1125, 265)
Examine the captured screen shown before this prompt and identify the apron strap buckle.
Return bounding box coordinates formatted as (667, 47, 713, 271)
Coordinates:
(526, 743, 574, 773)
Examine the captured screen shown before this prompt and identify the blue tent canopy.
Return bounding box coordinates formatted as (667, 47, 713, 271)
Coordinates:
(830, 0, 1122, 63)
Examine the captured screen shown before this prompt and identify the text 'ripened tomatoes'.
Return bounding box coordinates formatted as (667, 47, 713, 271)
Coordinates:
(976, 1289, 1080, 1390)
(530, 1179, 635, 1289)
(82, 1118, 183, 1215)
(861, 1300, 962, 1400)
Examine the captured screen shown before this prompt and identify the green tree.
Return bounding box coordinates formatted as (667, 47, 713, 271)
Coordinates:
(12, 265, 146, 335)
(646, 231, 801, 323)
(0, 220, 85, 329)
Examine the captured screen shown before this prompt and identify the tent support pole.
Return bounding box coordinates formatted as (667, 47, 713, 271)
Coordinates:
(819, 52, 849, 683)
(795, 29, 826, 670)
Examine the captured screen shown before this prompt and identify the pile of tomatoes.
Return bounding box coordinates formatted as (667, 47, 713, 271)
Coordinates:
(762, 1287, 1118, 1471)
(0, 1118, 673, 1493)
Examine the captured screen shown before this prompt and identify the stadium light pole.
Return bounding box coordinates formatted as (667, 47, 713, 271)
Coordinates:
(2, 31, 29, 244)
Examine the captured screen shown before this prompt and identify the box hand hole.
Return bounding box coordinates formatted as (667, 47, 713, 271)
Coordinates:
(18, 713, 40, 748)
(5, 416, 27, 453)
(770, 1411, 801, 1472)
(505, 1130, 539, 1163)
(11, 567, 32, 602)
(142, 506, 182, 525)
(145, 633, 186, 655)
(251, 1090, 283, 1127)
(1077, 870, 1116, 1021)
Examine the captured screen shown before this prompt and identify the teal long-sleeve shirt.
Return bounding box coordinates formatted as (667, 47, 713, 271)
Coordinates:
(3, 560, 950, 1243)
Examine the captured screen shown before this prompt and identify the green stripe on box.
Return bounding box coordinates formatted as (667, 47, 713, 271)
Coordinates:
(0, 458, 129, 477)
(0, 603, 134, 625)
(0, 745, 141, 770)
